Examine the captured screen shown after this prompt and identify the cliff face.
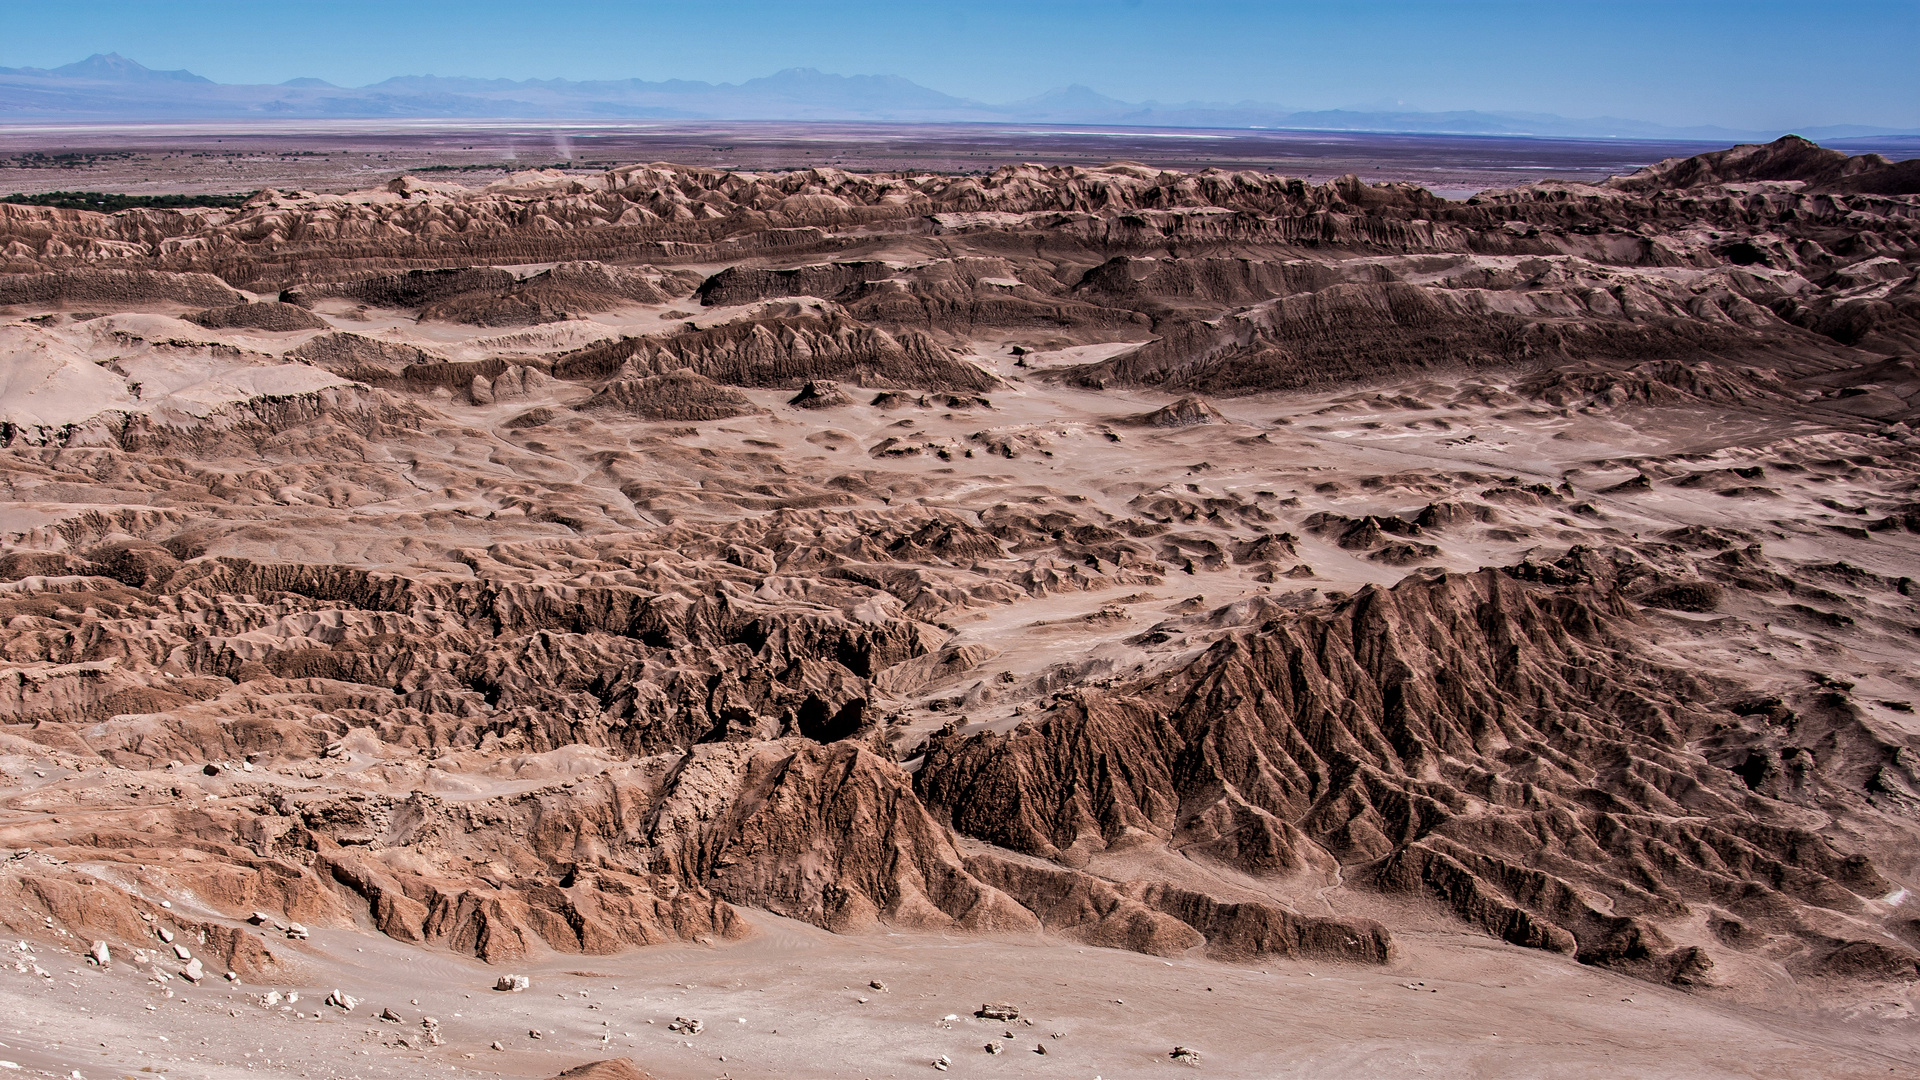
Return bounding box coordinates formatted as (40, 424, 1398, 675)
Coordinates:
(1, 138, 1916, 1000)
(920, 563, 1910, 984)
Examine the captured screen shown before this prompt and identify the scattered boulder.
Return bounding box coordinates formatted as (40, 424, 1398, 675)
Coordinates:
(87, 941, 110, 967)
(495, 974, 531, 992)
(975, 1003, 1020, 1021)
(325, 989, 357, 1011)
(1131, 395, 1226, 427)
(546, 1060, 660, 1080)
(666, 1017, 703, 1035)
(788, 379, 854, 409)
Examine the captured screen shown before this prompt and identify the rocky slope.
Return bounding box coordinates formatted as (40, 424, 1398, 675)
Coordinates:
(0, 137, 1915, 1055)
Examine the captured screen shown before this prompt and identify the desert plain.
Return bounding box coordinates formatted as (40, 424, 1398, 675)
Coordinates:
(0, 127, 1915, 1079)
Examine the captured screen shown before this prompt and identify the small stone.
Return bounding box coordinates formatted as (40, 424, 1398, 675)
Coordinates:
(88, 941, 110, 967)
(171, 944, 191, 960)
(932, 1056, 951, 1071)
(494, 974, 529, 992)
(985, 1041, 1003, 1055)
(527, 1030, 542, 1040)
(325, 989, 357, 1011)
(157, 929, 174, 944)
(1171, 1046, 1202, 1064)
(285, 923, 309, 940)
(180, 959, 204, 982)
(490, 1042, 503, 1051)
(975, 1003, 1020, 1021)
(869, 980, 888, 992)
(379, 1007, 404, 1023)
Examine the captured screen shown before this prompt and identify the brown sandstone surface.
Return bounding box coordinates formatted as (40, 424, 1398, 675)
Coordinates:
(0, 134, 1915, 1077)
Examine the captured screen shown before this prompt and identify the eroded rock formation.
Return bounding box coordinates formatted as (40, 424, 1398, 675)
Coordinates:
(0, 137, 1916, 1009)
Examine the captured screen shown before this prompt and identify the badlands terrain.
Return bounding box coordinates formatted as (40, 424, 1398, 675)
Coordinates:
(0, 121, 1798, 201)
(0, 134, 1916, 1078)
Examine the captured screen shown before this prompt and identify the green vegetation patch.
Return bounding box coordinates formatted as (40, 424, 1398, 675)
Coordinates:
(1, 190, 258, 212)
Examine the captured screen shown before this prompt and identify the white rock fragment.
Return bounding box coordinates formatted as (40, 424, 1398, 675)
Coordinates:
(325, 988, 357, 1011)
(494, 974, 529, 992)
(88, 941, 110, 967)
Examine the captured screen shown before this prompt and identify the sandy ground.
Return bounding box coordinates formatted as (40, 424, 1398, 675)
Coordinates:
(2, 909, 1917, 1080)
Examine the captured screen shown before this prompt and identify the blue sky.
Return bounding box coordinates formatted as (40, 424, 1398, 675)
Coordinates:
(2, 0, 1915, 129)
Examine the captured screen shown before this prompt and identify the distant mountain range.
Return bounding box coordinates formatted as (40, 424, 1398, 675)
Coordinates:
(2, 53, 1915, 143)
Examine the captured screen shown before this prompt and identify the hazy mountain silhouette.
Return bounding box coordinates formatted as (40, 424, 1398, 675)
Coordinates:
(0, 53, 1913, 141)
